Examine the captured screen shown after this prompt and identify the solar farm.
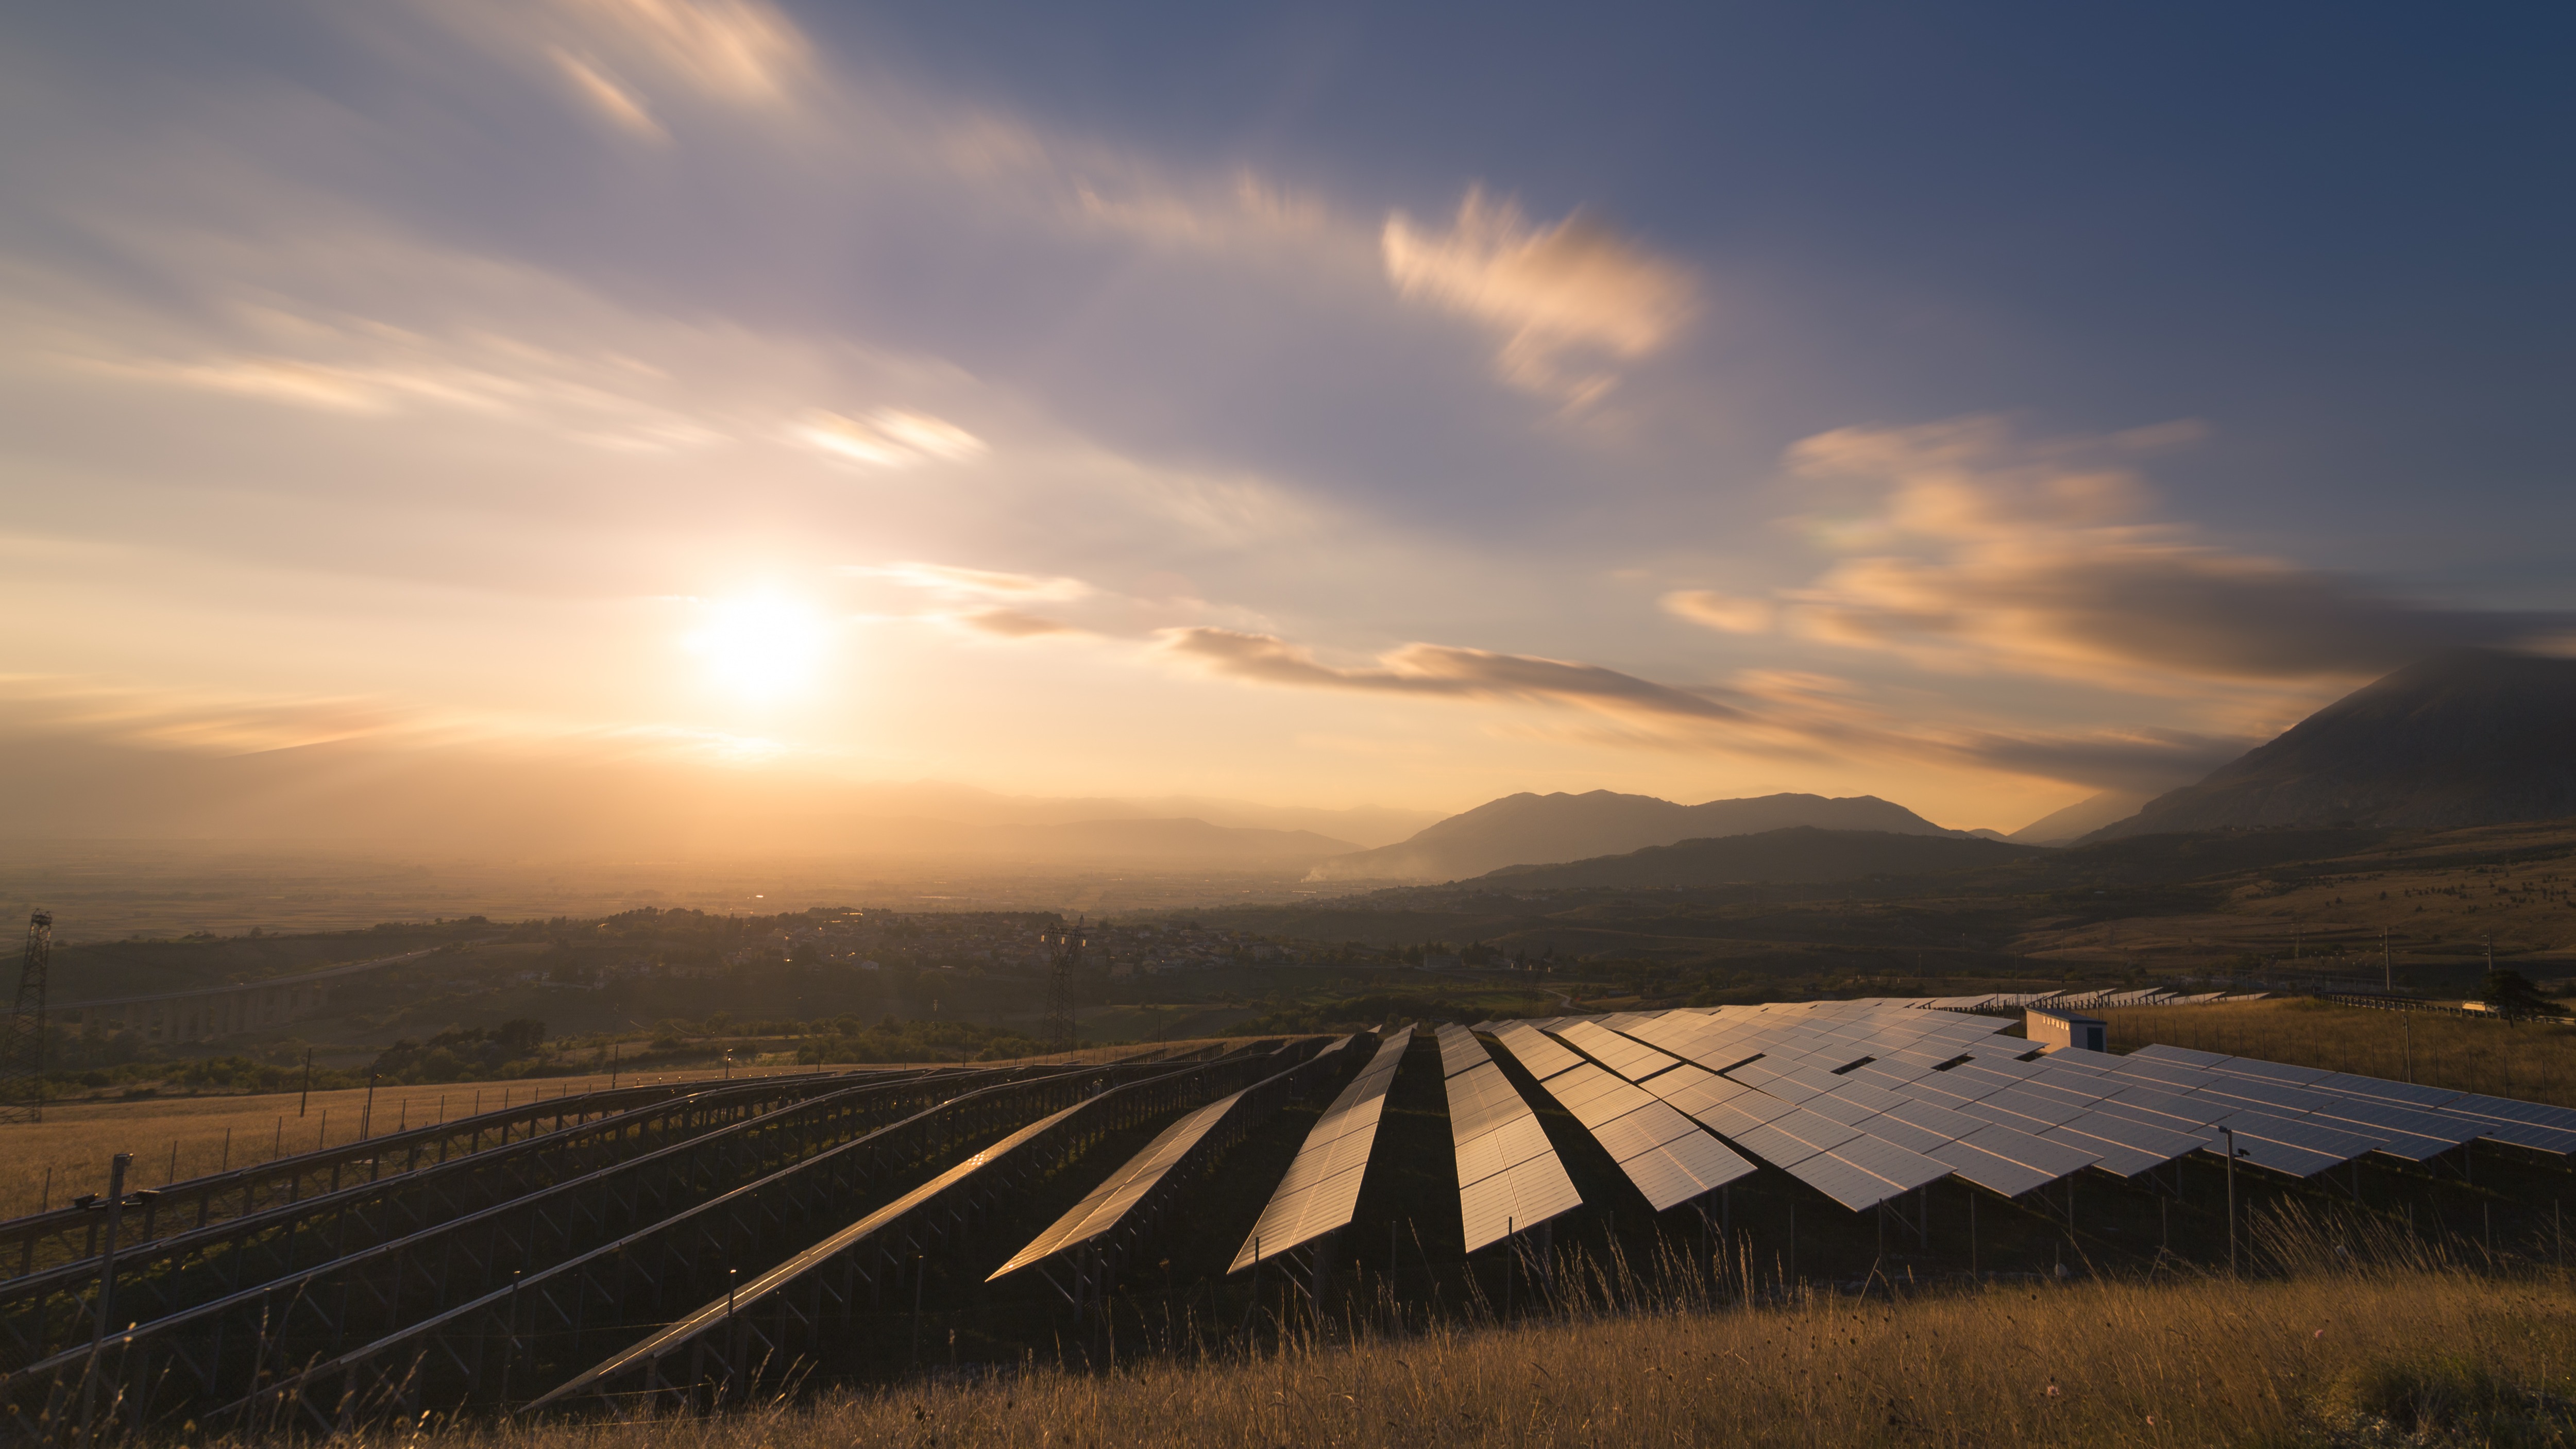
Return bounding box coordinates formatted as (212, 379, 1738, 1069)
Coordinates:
(6, 998, 2574, 1443)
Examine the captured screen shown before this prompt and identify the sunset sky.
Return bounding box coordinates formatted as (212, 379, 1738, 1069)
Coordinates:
(3, 2, 2570, 837)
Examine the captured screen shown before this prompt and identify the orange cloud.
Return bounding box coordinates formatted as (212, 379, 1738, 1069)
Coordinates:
(1384, 188, 1697, 406)
(1159, 627, 1744, 723)
(964, 608, 1077, 638)
(1154, 625, 2245, 793)
(1663, 589, 1774, 634)
(1674, 416, 2572, 691)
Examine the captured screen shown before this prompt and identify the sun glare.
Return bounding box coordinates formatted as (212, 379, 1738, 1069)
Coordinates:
(682, 594, 833, 703)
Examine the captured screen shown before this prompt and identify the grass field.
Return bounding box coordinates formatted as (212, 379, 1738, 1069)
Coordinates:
(2101, 997, 2576, 1108)
(246, 1234, 2576, 1448)
(0, 1040, 1214, 1220)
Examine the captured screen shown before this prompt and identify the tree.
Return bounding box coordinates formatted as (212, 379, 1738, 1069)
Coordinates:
(2480, 969, 2566, 1021)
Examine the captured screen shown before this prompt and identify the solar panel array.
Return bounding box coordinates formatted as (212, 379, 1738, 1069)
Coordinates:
(1515, 1000, 2576, 1210)
(1229, 1030, 1411, 1272)
(1437, 1024, 1581, 1252)
(991, 1091, 1244, 1279)
(1491, 1023, 1755, 1212)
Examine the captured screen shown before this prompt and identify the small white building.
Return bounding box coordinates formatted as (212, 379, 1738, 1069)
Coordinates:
(2025, 1006, 2106, 1053)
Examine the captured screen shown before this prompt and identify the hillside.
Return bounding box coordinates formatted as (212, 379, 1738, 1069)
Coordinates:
(2008, 789, 2150, 845)
(2092, 649, 2576, 840)
(1479, 827, 2042, 889)
(1304, 789, 1960, 882)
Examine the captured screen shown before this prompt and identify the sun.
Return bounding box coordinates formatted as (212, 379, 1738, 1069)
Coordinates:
(682, 594, 832, 703)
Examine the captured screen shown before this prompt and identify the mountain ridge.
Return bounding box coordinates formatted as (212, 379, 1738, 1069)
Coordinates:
(2088, 649, 2576, 841)
(1474, 826, 2044, 890)
(1304, 789, 1963, 883)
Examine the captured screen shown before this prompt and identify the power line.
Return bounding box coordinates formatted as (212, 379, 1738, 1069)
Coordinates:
(2, 911, 54, 1124)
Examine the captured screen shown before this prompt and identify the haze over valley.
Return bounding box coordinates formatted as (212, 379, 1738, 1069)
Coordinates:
(4, 7, 2575, 1443)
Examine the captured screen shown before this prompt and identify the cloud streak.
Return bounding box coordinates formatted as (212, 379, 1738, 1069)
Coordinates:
(1671, 416, 2574, 690)
(1384, 188, 1697, 407)
(1155, 624, 2248, 793)
(1159, 626, 1745, 722)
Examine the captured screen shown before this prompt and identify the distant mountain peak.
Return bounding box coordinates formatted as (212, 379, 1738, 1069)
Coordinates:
(1305, 789, 1961, 882)
(2087, 648, 2576, 841)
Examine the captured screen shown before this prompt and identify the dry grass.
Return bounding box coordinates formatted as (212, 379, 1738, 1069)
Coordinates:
(0, 1065, 848, 1218)
(0, 1040, 1248, 1219)
(286, 1243, 2576, 1448)
(2102, 997, 2576, 1108)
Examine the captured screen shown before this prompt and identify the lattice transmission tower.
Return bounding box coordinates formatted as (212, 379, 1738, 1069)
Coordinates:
(1041, 917, 1086, 1056)
(1, 911, 52, 1125)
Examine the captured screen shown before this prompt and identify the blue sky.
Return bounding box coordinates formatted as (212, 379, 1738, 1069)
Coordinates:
(1, 1, 2568, 835)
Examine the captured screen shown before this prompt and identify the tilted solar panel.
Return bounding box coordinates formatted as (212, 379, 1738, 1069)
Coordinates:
(1437, 1024, 1492, 1079)
(1492, 1023, 1586, 1081)
(993, 1092, 1240, 1279)
(1440, 1031, 1582, 1252)
(1229, 1030, 1410, 1272)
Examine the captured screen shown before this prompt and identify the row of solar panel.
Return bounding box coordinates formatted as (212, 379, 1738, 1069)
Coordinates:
(1528, 1001, 2572, 1210)
(1492, 1023, 1754, 1212)
(1228, 1030, 1412, 1272)
(989, 995, 2576, 1301)
(1438, 1025, 1583, 1253)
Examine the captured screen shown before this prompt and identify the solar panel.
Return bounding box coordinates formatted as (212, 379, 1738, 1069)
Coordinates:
(2042, 1111, 2203, 1176)
(1620, 1132, 1757, 1208)
(1229, 1031, 1410, 1272)
(2443, 1116, 2576, 1155)
(2307, 1073, 2465, 1110)
(1971, 1086, 2095, 1128)
(2206, 1056, 2336, 1088)
(2202, 1109, 2376, 1175)
(2195, 1076, 2343, 1115)
(1459, 1156, 1585, 1253)
(2444, 1092, 2576, 1134)
(1925, 1136, 2058, 1198)
(1492, 1024, 1586, 1081)
(1568, 1078, 1659, 1130)
(1530, 1057, 1757, 1212)
(1800, 1090, 1891, 1129)
(1437, 1025, 1493, 1079)
(1785, 1148, 1910, 1210)
(1442, 1032, 1582, 1252)
(1456, 1113, 1555, 1186)
(1827, 1132, 1953, 1194)
(1588, 1102, 1694, 1160)
(993, 1091, 1240, 1278)
(1555, 1020, 1683, 1081)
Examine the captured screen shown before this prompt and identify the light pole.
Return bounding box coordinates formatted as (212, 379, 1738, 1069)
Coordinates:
(2220, 1125, 2250, 1275)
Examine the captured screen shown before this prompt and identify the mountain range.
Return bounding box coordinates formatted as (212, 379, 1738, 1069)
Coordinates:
(2089, 649, 2576, 840)
(1476, 827, 2041, 890)
(1301, 790, 1964, 883)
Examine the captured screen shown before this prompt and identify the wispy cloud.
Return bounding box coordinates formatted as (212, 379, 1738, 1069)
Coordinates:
(1384, 188, 1697, 407)
(1669, 415, 2574, 690)
(442, 0, 810, 134)
(794, 409, 988, 468)
(1161, 626, 1744, 721)
(1156, 624, 2247, 792)
(550, 48, 667, 139)
(963, 607, 1079, 638)
(848, 561, 1093, 602)
(1662, 590, 1775, 634)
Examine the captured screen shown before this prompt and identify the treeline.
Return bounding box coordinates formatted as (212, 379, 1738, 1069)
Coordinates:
(40, 1055, 368, 1097)
(365, 1019, 553, 1084)
(792, 1017, 1047, 1065)
(1234, 991, 1547, 1034)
